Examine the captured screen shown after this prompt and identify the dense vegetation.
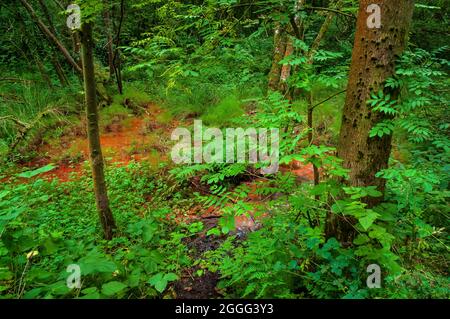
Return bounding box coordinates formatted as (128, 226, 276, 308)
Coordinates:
(0, 0, 448, 299)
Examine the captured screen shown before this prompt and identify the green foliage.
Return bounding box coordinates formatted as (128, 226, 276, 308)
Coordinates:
(0, 163, 191, 299)
(0, 82, 79, 157)
(0, 0, 448, 301)
(372, 47, 449, 144)
(200, 176, 448, 299)
(201, 95, 244, 127)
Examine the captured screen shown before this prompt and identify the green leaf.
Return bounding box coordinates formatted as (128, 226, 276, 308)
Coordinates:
(79, 292, 100, 299)
(0, 268, 13, 280)
(359, 211, 379, 231)
(101, 281, 128, 296)
(78, 251, 117, 275)
(206, 228, 221, 236)
(16, 164, 56, 178)
(81, 287, 98, 295)
(148, 273, 163, 286)
(23, 288, 43, 299)
(48, 281, 71, 296)
(0, 190, 10, 200)
(353, 234, 370, 245)
(163, 273, 178, 282)
(128, 269, 141, 288)
(154, 279, 167, 293)
(148, 272, 175, 293)
(366, 187, 383, 198)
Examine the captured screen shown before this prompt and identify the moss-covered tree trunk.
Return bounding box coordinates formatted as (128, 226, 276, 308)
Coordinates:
(268, 22, 286, 91)
(81, 22, 116, 240)
(326, 0, 415, 242)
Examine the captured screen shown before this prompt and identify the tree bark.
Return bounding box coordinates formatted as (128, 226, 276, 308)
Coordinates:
(268, 21, 287, 91)
(72, 31, 81, 55)
(279, 35, 294, 95)
(103, 2, 115, 77)
(326, 0, 415, 242)
(81, 22, 116, 240)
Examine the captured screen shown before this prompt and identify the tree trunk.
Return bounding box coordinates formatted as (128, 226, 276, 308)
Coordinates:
(37, 0, 69, 86)
(103, 2, 115, 77)
(50, 55, 69, 86)
(80, 22, 116, 240)
(112, 0, 125, 94)
(34, 54, 53, 89)
(72, 32, 81, 54)
(305, 0, 342, 192)
(279, 35, 294, 95)
(326, 0, 415, 242)
(268, 21, 287, 91)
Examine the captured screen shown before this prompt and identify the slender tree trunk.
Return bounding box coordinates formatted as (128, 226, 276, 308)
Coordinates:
(37, 0, 58, 35)
(114, 50, 123, 94)
(112, 0, 125, 94)
(268, 21, 287, 91)
(305, 0, 342, 192)
(19, 0, 82, 74)
(307, 2, 341, 61)
(326, 0, 415, 242)
(37, 0, 69, 86)
(279, 35, 294, 96)
(103, 2, 115, 78)
(34, 54, 53, 89)
(50, 55, 69, 86)
(307, 91, 320, 190)
(72, 32, 81, 54)
(80, 22, 116, 240)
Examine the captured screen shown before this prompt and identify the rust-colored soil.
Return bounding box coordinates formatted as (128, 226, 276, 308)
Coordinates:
(18, 104, 175, 182)
(14, 103, 314, 233)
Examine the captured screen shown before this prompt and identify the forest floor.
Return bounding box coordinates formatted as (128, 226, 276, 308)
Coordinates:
(11, 102, 316, 298)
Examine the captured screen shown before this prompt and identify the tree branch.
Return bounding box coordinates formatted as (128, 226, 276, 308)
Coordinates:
(19, 0, 82, 74)
(311, 89, 347, 111)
